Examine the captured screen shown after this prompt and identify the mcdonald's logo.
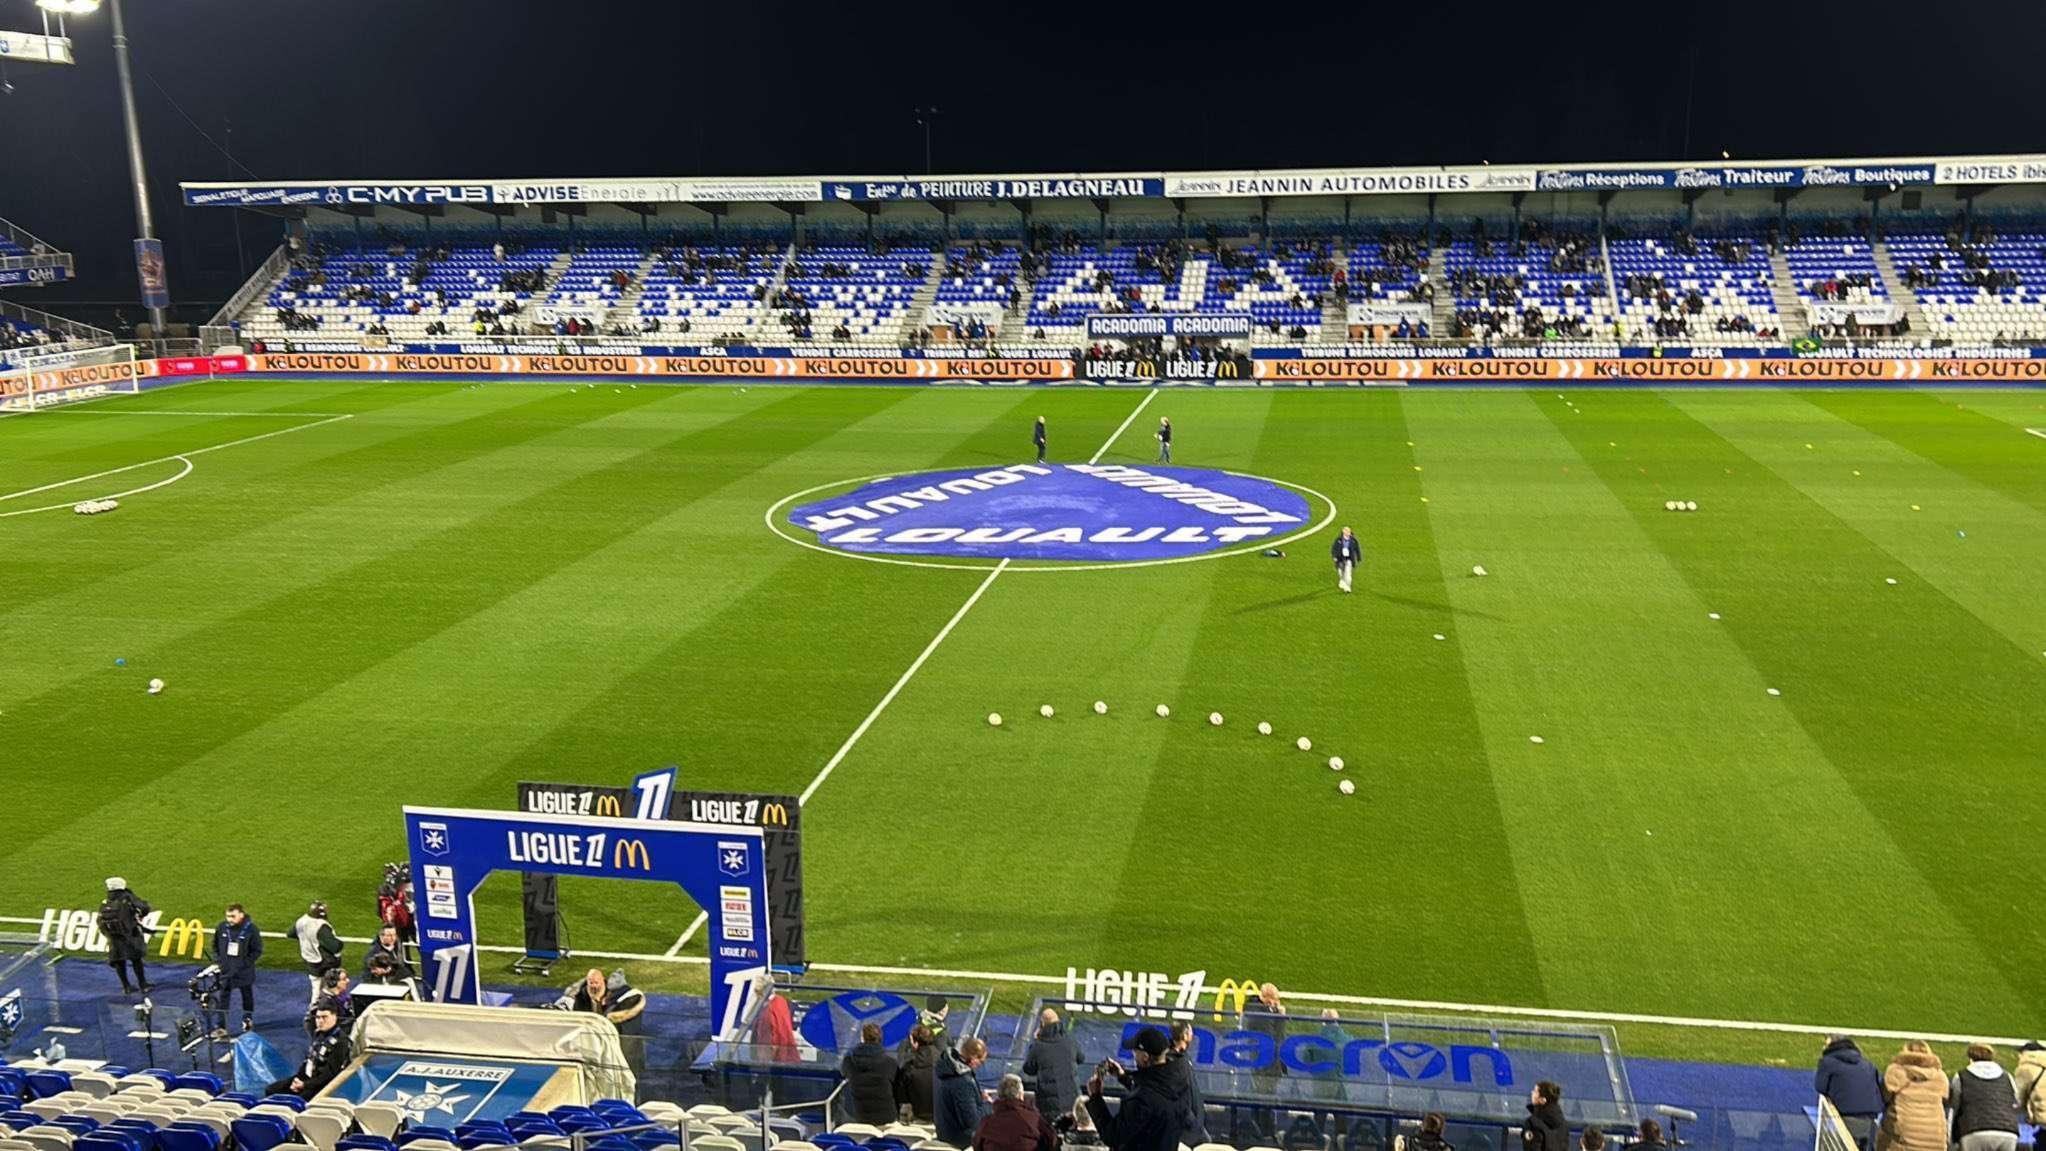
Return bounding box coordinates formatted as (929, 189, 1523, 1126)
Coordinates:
(1211, 977, 1260, 1014)
(760, 803, 790, 827)
(1217, 361, 1239, 379)
(157, 917, 209, 960)
(594, 794, 624, 818)
(612, 838, 653, 871)
(1133, 360, 1158, 377)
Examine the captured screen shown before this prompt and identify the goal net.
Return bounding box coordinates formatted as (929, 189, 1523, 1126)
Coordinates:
(0, 343, 141, 413)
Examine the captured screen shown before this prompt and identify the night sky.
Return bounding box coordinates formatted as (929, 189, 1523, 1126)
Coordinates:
(1, 0, 2042, 313)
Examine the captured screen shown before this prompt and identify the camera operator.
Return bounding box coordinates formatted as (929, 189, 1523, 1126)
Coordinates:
(292, 901, 344, 1002)
(362, 925, 415, 984)
(266, 1000, 351, 1100)
(209, 904, 263, 1033)
(1082, 1027, 1192, 1151)
(97, 878, 153, 996)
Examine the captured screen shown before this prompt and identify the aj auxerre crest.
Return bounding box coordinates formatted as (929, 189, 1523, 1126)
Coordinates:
(786, 464, 1314, 562)
(368, 1060, 514, 1124)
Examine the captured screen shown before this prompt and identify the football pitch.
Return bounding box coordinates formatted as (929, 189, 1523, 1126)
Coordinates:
(2, 378, 2043, 1051)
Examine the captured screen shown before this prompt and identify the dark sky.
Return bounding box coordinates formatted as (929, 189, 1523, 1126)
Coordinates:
(1, 0, 2042, 311)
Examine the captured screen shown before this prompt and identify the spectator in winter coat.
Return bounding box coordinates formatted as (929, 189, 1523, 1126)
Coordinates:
(1167, 1022, 1209, 1144)
(897, 1024, 940, 1121)
(976, 1074, 1056, 1151)
(97, 878, 153, 995)
(935, 1038, 991, 1148)
(1877, 1042, 1948, 1151)
(1523, 1082, 1568, 1151)
(2016, 1042, 2046, 1126)
(210, 904, 263, 1032)
(1084, 1028, 1191, 1151)
(1949, 1044, 2021, 1151)
(840, 1023, 903, 1126)
(1816, 1035, 1884, 1146)
(1024, 1009, 1087, 1124)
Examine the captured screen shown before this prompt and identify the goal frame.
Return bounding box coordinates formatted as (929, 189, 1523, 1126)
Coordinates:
(0, 342, 142, 412)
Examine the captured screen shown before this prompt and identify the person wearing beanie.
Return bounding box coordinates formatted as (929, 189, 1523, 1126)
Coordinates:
(95, 877, 153, 996)
(292, 900, 344, 1002)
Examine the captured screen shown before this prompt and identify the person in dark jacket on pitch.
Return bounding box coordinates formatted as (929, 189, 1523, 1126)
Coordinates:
(1816, 1035, 1885, 1148)
(1085, 1027, 1190, 1151)
(1025, 1008, 1087, 1124)
(841, 1023, 903, 1127)
(977, 1074, 1057, 1151)
(210, 904, 263, 1033)
(936, 1037, 992, 1148)
(897, 1024, 940, 1122)
(1166, 1022, 1209, 1144)
(1331, 526, 1362, 593)
(1522, 1081, 1568, 1151)
(97, 877, 153, 995)
(1034, 416, 1048, 464)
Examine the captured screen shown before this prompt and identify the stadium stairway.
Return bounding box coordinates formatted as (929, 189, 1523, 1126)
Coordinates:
(1764, 248, 1810, 341)
(899, 259, 946, 343)
(1318, 237, 1349, 343)
(1423, 246, 1455, 336)
(597, 251, 662, 333)
(1001, 268, 1036, 338)
(1869, 239, 1929, 336)
(1598, 234, 1623, 334)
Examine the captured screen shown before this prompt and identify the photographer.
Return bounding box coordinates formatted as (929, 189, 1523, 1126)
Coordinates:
(362, 925, 415, 984)
(292, 901, 344, 1001)
(210, 904, 263, 1033)
(266, 1000, 351, 1100)
(97, 878, 153, 996)
(1083, 1028, 1191, 1151)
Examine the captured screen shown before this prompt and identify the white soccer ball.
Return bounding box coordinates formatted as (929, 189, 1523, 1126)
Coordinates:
(1664, 500, 1677, 511)
(1155, 704, 1170, 718)
(147, 678, 165, 695)
(1328, 756, 1345, 771)
(1471, 565, 1488, 577)
(1093, 700, 1108, 714)
(1257, 721, 1272, 736)
(1208, 712, 1223, 726)
(1039, 704, 1054, 718)
(1338, 780, 1356, 796)
(987, 712, 1002, 727)
(1685, 501, 1698, 512)
(1296, 736, 1312, 751)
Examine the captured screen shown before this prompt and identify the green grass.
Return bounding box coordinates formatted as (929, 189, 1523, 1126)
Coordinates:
(3, 379, 2043, 1067)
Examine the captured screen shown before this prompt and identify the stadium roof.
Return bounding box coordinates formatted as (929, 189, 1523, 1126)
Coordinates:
(180, 152, 2046, 210)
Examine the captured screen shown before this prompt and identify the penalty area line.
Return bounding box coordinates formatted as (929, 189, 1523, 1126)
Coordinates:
(664, 389, 1159, 958)
(2025, 427, 2046, 440)
(0, 413, 353, 504)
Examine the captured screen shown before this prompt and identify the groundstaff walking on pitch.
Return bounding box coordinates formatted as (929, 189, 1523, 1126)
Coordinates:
(1332, 526, 1361, 593)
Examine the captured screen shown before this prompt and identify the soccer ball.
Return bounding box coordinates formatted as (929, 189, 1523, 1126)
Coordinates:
(1664, 500, 1677, 511)
(1296, 736, 1312, 751)
(987, 712, 1002, 727)
(1039, 704, 1054, 718)
(1155, 704, 1170, 718)
(147, 678, 165, 695)
(1328, 756, 1345, 771)
(1339, 780, 1356, 796)
(1208, 712, 1223, 726)
(1685, 501, 1698, 512)
(1093, 700, 1108, 715)
(1257, 721, 1272, 736)
(1471, 565, 1488, 577)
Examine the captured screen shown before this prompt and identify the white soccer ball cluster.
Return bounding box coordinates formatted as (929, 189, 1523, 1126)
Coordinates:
(74, 499, 120, 516)
(1662, 500, 1699, 512)
(982, 698, 1358, 798)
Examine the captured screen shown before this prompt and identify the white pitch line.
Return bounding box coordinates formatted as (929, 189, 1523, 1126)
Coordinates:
(0, 914, 2012, 1047)
(0, 456, 195, 520)
(40, 409, 355, 418)
(0, 413, 352, 504)
(666, 390, 1159, 958)
(2026, 427, 2046, 440)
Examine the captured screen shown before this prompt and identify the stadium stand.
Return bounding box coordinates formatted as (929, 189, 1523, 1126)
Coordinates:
(1608, 231, 1783, 345)
(775, 244, 932, 343)
(241, 242, 564, 344)
(1782, 234, 1887, 304)
(630, 245, 784, 343)
(1886, 226, 2046, 344)
(1441, 226, 1617, 342)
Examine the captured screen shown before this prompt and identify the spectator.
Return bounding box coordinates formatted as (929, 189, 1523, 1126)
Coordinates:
(977, 1073, 1056, 1151)
(2016, 1041, 2046, 1126)
(267, 1000, 350, 1099)
(292, 901, 343, 1002)
(1522, 1081, 1567, 1151)
(1083, 1027, 1190, 1151)
(96, 877, 152, 996)
(1408, 1113, 1454, 1151)
(1949, 1044, 2020, 1151)
(936, 1036, 991, 1148)
(1242, 983, 1287, 1125)
(1877, 1041, 1948, 1151)
(1816, 1035, 1884, 1145)
(897, 1023, 940, 1122)
(1579, 1130, 1604, 1151)
(1166, 1022, 1209, 1144)
(362, 925, 414, 983)
(839, 1022, 901, 1126)
(1630, 1119, 1666, 1151)
(210, 903, 262, 1033)
(1024, 1007, 1086, 1124)
(903, 995, 951, 1061)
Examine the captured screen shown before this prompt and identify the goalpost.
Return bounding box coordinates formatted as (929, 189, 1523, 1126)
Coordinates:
(0, 343, 142, 413)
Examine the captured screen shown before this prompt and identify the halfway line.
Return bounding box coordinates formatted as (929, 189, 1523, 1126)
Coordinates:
(665, 390, 1157, 957)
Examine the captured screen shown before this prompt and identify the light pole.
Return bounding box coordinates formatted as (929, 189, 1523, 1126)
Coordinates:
(913, 106, 940, 175)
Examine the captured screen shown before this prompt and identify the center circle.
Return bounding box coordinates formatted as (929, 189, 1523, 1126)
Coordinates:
(768, 463, 1334, 570)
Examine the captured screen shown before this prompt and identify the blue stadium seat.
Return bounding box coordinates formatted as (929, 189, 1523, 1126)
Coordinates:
(216, 1094, 260, 1107)
(398, 1126, 459, 1146)
(231, 1114, 294, 1151)
(336, 1137, 399, 1151)
(256, 1095, 305, 1112)
(51, 1117, 102, 1136)
(25, 1070, 72, 1100)
(132, 1072, 180, 1091)
(170, 1074, 222, 1097)
(76, 1133, 144, 1151)
(158, 1125, 221, 1151)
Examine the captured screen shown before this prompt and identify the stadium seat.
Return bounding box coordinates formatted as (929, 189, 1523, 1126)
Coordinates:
(162, 1119, 220, 1145)
(689, 1139, 745, 1151)
(352, 1105, 406, 1140)
(156, 1126, 218, 1151)
(24, 1074, 71, 1102)
(15, 1131, 74, 1151)
(74, 1132, 142, 1151)
(335, 1137, 398, 1151)
(229, 1115, 293, 1151)
(253, 1096, 303, 1114)
(166, 1079, 218, 1101)
(67, 1078, 117, 1103)
(399, 1128, 459, 1147)
(294, 1111, 349, 1151)
(832, 1127, 882, 1140)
